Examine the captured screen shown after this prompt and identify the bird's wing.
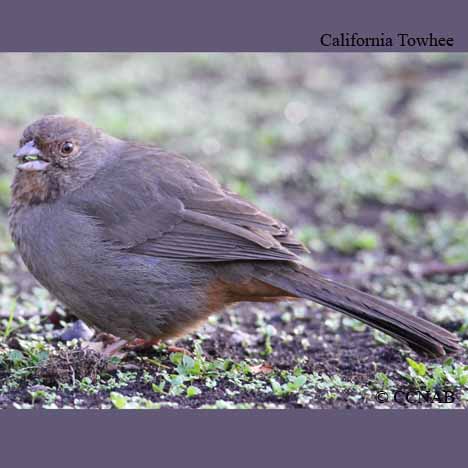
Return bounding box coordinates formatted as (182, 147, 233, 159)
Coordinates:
(68, 145, 307, 262)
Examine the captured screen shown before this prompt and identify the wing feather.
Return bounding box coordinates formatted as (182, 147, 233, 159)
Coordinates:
(68, 145, 308, 263)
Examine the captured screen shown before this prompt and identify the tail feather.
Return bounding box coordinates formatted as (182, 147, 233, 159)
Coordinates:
(255, 264, 461, 357)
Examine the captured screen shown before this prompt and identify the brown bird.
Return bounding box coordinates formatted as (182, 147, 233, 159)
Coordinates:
(9, 115, 461, 357)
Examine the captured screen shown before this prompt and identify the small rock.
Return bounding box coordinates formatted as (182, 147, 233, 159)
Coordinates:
(58, 320, 95, 342)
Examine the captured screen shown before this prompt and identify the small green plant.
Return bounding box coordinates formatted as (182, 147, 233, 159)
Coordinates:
(373, 372, 395, 390)
(399, 357, 468, 391)
(109, 392, 176, 409)
(270, 374, 307, 397)
(2, 299, 16, 340)
(186, 385, 201, 398)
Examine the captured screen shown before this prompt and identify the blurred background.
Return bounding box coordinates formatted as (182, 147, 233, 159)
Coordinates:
(1, 53, 468, 327)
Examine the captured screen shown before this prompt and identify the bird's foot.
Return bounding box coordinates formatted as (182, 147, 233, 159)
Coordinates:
(99, 337, 159, 356)
(166, 344, 192, 355)
(125, 338, 191, 355)
(93, 335, 191, 357)
(95, 332, 122, 345)
(101, 338, 128, 357)
(127, 338, 192, 356)
(125, 338, 161, 351)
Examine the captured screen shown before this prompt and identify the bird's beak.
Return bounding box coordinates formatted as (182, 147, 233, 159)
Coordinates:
(14, 140, 50, 172)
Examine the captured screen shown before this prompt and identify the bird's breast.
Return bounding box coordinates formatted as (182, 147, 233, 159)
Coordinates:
(10, 202, 106, 297)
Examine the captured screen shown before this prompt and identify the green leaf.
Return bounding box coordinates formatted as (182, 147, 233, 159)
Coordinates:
(8, 350, 25, 366)
(406, 358, 427, 377)
(110, 392, 127, 409)
(169, 352, 183, 366)
(270, 379, 283, 396)
(182, 355, 195, 370)
(292, 375, 307, 389)
(374, 372, 393, 389)
(152, 382, 166, 394)
(186, 386, 201, 398)
(443, 357, 454, 368)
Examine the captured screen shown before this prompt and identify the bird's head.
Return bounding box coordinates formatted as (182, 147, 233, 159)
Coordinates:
(11, 115, 115, 205)
(15, 115, 103, 172)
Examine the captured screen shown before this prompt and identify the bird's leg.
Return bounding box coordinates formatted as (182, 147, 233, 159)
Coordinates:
(166, 344, 192, 355)
(95, 332, 121, 345)
(127, 338, 191, 355)
(99, 336, 192, 356)
(126, 338, 161, 350)
(99, 337, 159, 356)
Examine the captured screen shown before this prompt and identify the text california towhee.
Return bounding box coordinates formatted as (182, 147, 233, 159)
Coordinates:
(8, 116, 461, 357)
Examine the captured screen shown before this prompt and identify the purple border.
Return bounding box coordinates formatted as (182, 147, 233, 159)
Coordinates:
(2, 410, 466, 465)
(0, 0, 466, 51)
(1, 1, 466, 466)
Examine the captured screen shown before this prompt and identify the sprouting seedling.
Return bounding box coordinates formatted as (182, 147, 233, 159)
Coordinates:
(3, 298, 16, 340)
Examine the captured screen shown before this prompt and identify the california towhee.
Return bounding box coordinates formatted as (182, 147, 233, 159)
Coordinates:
(9, 115, 461, 357)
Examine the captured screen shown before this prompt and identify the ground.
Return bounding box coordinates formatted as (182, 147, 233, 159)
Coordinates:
(0, 53, 467, 409)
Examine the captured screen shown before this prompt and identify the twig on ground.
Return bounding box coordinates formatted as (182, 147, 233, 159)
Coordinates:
(407, 262, 468, 279)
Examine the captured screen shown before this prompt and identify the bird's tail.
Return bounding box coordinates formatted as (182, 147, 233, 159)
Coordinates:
(253, 263, 461, 357)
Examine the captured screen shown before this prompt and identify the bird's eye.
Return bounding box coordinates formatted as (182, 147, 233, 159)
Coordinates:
(60, 141, 75, 156)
